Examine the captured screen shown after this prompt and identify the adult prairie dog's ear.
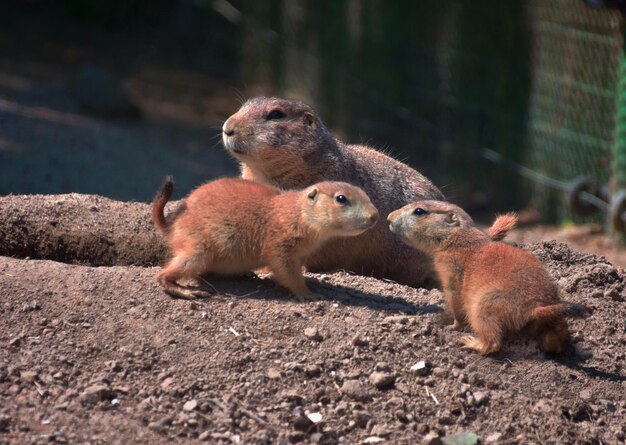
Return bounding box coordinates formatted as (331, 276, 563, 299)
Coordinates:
(444, 212, 460, 227)
(304, 112, 317, 129)
(307, 186, 319, 202)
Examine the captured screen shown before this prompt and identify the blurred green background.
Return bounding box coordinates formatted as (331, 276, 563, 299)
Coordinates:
(0, 0, 623, 226)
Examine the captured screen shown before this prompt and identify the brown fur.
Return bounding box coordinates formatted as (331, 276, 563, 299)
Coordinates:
(222, 97, 444, 288)
(487, 212, 517, 241)
(387, 200, 588, 355)
(152, 177, 378, 299)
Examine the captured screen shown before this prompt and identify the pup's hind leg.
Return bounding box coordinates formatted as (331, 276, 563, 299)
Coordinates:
(157, 253, 212, 299)
(462, 310, 504, 355)
(460, 332, 502, 355)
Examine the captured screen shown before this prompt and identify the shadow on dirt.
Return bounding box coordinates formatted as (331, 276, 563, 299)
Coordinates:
(553, 346, 626, 383)
(489, 341, 626, 383)
(161, 273, 439, 315)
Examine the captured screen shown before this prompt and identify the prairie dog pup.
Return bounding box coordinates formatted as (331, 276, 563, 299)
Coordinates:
(222, 96, 444, 288)
(387, 201, 588, 355)
(152, 177, 378, 299)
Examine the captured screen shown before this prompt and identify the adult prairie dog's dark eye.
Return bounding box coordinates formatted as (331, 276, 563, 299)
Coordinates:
(413, 207, 427, 216)
(335, 195, 348, 205)
(267, 109, 286, 120)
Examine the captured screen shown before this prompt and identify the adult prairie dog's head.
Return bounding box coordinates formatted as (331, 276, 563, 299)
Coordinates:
(301, 182, 379, 238)
(222, 97, 332, 178)
(387, 200, 474, 252)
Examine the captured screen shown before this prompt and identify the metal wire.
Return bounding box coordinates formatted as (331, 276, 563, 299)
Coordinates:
(218, 0, 615, 217)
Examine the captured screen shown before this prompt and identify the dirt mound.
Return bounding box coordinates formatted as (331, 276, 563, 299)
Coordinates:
(1, 195, 625, 444)
(0, 193, 169, 266)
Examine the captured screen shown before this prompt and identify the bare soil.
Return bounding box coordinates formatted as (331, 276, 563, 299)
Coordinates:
(506, 223, 626, 270)
(1, 196, 626, 445)
(0, 194, 169, 267)
(1, 4, 626, 444)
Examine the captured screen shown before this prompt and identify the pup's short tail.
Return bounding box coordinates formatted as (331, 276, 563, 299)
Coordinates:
(487, 212, 518, 241)
(152, 176, 174, 234)
(531, 303, 589, 322)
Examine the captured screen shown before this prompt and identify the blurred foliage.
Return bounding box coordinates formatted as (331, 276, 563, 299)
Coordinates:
(240, 0, 530, 211)
(10, 0, 625, 221)
(61, 0, 176, 26)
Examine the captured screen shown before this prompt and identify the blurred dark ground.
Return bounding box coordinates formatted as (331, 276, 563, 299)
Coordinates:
(0, 0, 622, 226)
(0, 0, 242, 201)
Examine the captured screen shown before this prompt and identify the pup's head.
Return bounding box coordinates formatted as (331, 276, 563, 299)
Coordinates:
(222, 97, 333, 185)
(387, 200, 474, 252)
(301, 181, 379, 238)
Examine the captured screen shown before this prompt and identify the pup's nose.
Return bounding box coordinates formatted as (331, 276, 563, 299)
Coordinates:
(387, 211, 397, 222)
(222, 119, 235, 136)
(368, 209, 379, 224)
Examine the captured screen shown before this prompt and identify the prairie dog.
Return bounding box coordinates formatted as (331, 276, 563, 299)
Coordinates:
(152, 177, 378, 299)
(387, 201, 588, 355)
(222, 96, 444, 288)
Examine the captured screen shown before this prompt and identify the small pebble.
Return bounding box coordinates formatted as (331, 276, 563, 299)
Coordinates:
(353, 410, 371, 428)
(374, 362, 391, 372)
(340, 379, 371, 401)
(423, 431, 442, 444)
(304, 327, 323, 341)
(304, 365, 321, 378)
(148, 422, 164, 433)
(605, 288, 624, 302)
(369, 371, 395, 390)
(473, 391, 489, 406)
(410, 360, 431, 376)
(352, 334, 369, 347)
(386, 396, 404, 407)
(579, 389, 593, 401)
(293, 414, 314, 432)
(80, 385, 114, 405)
(589, 290, 603, 299)
(370, 425, 388, 436)
(182, 399, 198, 412)
(161, 377, 174, 389)
(310, 432, 324, 443)
(306, 412, 322, 423)
(20, 371, 38, 383)
(486, 432, 502, 443)
(267, 368, 282, 380)
(534, 399, 551, 413)
(432, 367, 448, 378)
(363, 436, 385, 443)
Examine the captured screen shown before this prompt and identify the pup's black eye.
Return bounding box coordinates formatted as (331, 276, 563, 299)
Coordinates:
(335, 195, 348, 205)
(413, 207, 428, 216)
(267, 109, 286, 120)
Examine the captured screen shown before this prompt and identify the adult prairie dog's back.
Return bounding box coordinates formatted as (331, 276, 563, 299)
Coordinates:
(152, 177, 378, 299)
(221, 96, 444, 288)
(388, 200, 587, 355)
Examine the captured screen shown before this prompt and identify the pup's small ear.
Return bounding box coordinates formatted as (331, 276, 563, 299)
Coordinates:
(444, 212, 460, 227)
(307, 187, 319, 201)
(304, 112, 317, 129)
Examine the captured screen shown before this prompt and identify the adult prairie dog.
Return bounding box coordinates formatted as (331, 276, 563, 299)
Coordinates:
(222, 96, 444, 288)
(387, 201, 588, 355)
(152, 177, 378, 299)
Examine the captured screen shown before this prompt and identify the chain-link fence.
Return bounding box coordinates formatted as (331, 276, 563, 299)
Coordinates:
(526, 0, 622, 222)
(239, 0, 625, 227)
